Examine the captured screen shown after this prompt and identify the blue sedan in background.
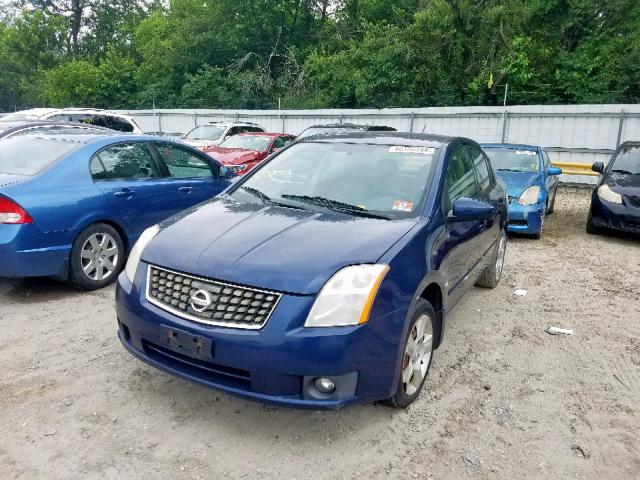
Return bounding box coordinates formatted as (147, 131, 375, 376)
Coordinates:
(482, 144, 562, 238)
(0, 128, 233, 289)
(116, 132, 508, 408)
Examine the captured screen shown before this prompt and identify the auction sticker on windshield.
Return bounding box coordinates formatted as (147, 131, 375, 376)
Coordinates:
(392, 200, 414, 212)
(389, 146, 435, 155)
(515, 150, 537, 156)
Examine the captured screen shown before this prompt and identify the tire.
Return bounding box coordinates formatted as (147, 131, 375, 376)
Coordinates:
(384, 299, 436, 408)
(547, 190, 556, 214)
(69, 223, 124, 290)
(586, 208, 601, 235)
(476, 229, 507, 288)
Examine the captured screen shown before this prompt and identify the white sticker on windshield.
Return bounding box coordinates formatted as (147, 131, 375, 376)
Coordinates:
(389, 146, 435, 155)
(515, 150, 537, 156)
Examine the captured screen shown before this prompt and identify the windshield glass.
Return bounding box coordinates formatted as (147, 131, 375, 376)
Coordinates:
(610, 144, 640, 174)
(220, 135, 272, 151)
(229, 142, 437, 218)
(184, 125, 225, 141)
(484, 148, 540, 173)
(0, 136, 79, 175)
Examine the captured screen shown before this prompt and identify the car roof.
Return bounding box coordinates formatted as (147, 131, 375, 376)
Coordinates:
(481, 143, 540, 150)
(203, 121, 261, 127)
(304, 123, 396, 130)
(0, 120, 113, 137)
(298, 131, 450, 146)
(235, 132, 291, 137)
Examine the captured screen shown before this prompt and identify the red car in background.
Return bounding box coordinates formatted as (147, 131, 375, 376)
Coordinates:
(203, 132, 295, 175)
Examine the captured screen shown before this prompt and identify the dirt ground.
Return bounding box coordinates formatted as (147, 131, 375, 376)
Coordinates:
(1, 190, 639, 480)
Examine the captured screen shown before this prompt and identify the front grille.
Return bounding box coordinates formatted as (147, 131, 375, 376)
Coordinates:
(625, 196, 640, 209)
(147, 265, 281, 329)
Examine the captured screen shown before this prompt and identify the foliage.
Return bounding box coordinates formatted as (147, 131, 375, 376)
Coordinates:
(0, 0, 639, 111)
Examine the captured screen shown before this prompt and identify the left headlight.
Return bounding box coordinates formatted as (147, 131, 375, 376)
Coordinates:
(597, 184, 623, 204)
(518, 186, 541, 205)
(304, 264, 389, 328)
(124, 225, 160, 283)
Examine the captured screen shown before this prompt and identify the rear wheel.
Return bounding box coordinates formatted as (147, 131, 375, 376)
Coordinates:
(384, 299, 435, 408)
(476, 229, 507, 288)
(547, 190, 556, 214)
(69, 223, 124, 290)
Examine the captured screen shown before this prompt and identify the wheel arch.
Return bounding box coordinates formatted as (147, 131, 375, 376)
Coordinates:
(419, 282, 444, 349)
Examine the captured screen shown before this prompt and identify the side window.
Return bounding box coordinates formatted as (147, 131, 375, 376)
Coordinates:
(96, 143, 160, 180)
(90, 157, 108, 180)
(445, 147, 479, 204)
(271, 137, 287, 150)
(155, 143, 213, 178)
(103, 116, 134, 133)
(47, 113, 71, 121)
(466, 146, 492, 192)
(226, 126, 240, 138)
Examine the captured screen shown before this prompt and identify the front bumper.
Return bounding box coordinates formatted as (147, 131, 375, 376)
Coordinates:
(591, 195, 640, 234)
(0, 224, 70, 278)
(116, 265, 407, 409)
(506, 202, 545, 235)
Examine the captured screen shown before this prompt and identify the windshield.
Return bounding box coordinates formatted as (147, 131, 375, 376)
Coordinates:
(220, 135, 272, 151)
(0, 136, 79, 175)
(609, 144, 640, 174)
(229, 142, 437, 218)
(484, 148, 540, 173)
(184, 125, 225, 141)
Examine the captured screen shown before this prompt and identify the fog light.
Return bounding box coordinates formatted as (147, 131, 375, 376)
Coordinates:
(314, 377, 336, 394)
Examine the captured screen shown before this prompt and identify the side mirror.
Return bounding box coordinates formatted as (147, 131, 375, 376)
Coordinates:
(219, 166, 235, 178)
(591, 162, 605, 174)
(449, 198, 496, 222)
(547, 166, 562, 176)
(270, 147, 281, 154)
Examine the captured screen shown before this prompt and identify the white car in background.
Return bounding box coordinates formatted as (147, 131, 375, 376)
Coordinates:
(1, 108, 142, 133)
(182, 121, 265, 149)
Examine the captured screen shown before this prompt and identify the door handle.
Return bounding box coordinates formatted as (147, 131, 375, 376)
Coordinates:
(113, 189, 134, 198)
(178, 186, 193, 193)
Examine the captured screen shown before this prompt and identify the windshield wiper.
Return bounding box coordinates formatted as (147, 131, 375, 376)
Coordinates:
(281, 194, 390, 220)
(240, 187, 306, 210)
(497, 168, 527, 172)
(610, 169, 638, 175)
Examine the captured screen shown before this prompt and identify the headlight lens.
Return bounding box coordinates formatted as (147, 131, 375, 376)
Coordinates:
(304, 264, 389, 328)
(597, 184, 623, 204)
(518, 186, 541, 205)
(124, 225, 160, 283)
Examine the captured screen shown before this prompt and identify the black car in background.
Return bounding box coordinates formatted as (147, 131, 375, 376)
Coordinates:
(588, 142, 640, 235)
(297, 123, 396, 140)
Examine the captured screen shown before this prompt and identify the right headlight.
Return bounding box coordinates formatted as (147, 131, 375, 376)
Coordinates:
(597, 184, 623, 204)
(517, 186, 541, 205)
(124, 225, 160, 283)
(304, 264, 389, 328)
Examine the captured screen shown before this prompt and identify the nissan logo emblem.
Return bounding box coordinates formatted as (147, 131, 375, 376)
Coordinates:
(189, 289, 212, 312)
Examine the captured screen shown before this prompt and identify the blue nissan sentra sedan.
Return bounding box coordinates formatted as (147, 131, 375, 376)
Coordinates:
(481, 144, 562, 238)
(116, 132, 508, 409)
(0, 128, 233, 289)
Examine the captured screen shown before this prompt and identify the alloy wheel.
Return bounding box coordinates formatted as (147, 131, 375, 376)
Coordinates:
(80, 233, 119, 282)
(401, 314, 433, 396)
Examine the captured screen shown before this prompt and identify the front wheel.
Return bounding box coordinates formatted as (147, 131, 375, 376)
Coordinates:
(384, 299, 435, 408)
(69, 223, 124, 290)
(476, 229, 507, 288)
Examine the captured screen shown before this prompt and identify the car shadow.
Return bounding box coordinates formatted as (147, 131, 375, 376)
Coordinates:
(0, 277, 89, 304)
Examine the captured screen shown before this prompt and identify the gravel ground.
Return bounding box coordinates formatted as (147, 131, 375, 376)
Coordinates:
(1, 190, 639, 480)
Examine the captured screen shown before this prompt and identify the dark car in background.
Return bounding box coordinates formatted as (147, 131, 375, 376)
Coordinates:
(204, 132, 295, 175)
(116, 132, 507, 409)
(0, 129, 234, 290)
(588, 142, 640, 235)
(297, 123, 396, 140)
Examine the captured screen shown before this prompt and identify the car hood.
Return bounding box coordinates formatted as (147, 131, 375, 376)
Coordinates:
(142, 198, 418, 295)
(206, 148, 263, 165)
(182, 138, 222, 149)
(0, 173, 29, 188)
(495, 171, 540, 197)
(606, 172, 640, 195)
